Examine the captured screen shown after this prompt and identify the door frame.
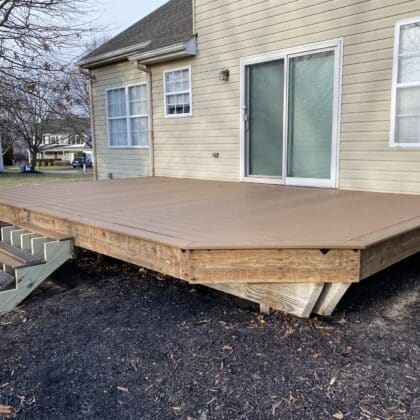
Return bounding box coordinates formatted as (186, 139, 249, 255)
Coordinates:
(239, 38, 343, 188)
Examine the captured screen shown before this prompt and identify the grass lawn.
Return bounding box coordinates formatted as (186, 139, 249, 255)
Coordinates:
(0, 169, 93, 189)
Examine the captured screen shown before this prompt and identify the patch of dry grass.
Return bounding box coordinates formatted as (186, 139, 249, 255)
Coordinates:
(0, 170, 93, 189)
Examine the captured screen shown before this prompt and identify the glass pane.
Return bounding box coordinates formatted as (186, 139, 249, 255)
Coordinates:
(130, 117, 148, 146)
(130, 116, 147, 132)
(396, 116, 420, 144)
(396, 87, 420, 143)
(109, 118, 128, 146)
(398, 22, 420, 83)
(130, 100, 147, 115)
(397, 86, 420, 114)
(166, 70, 190, 94)
(287, 50, 335, 180)
(129, 85, 146, 101)
(398, 55, 420, 84)
(399, 22, 420, 56)
(107, 88, 126, 117)
(166, 93, 190, 115)
(129, 85, 147, 115)
(247, 60, 284, 177)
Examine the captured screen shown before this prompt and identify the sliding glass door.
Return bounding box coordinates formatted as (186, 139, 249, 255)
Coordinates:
(242, 40, 341, 187)
(246, 60, 284, 178)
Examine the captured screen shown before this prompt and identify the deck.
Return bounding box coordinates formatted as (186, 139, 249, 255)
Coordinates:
(1, 177, 419, 317)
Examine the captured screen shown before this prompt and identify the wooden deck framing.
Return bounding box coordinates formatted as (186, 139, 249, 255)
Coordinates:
(0, 177, 419, 317)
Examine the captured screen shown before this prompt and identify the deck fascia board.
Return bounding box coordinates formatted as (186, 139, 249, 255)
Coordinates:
(1, 198, 419, 285)
(0, 202, 362, 284)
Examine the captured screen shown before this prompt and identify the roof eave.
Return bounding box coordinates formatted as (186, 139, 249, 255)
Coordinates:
(77, 40, 152, 69)
(128, 37, 197, 65)
(80, 37, 197, 70)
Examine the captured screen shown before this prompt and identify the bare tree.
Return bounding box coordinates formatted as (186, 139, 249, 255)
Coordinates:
(0, 71, 69, 167)
(54, 37, 110, 144)
(0, 0, 100, 89)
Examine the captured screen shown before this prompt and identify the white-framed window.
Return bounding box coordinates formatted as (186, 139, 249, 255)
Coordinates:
(163, 66, 192, 117)
(390, 17, 420, 147)
(106, 83, 148, 148)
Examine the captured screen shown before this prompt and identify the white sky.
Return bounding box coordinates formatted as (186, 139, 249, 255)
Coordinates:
(99, 0, 168, 37)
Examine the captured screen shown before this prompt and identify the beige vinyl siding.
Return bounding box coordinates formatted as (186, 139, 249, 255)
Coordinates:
(170, 0, 419, 193)
(91, 62, 150, 180)
(150, 58, 239, 180)
(92, 0, 420, 193)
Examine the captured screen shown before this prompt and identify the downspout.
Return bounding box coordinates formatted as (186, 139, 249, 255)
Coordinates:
(87, 71, 99, 180)
(192, 0, 197, 35)
(137, 63, 155, 177)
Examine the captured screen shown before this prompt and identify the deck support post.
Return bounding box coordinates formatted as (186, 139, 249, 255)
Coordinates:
(206, 282, 325, 318)
(313, 283, 352, 316)
(259, 303, 271, 315)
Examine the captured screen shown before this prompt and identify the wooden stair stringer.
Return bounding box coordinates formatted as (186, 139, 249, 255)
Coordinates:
(0, 226, 73, 315)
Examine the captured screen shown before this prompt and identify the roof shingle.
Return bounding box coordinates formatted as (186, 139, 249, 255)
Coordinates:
(83, 0, 193, 62)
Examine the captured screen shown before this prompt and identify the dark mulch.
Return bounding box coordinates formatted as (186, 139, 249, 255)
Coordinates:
(0, 249, 419, 419)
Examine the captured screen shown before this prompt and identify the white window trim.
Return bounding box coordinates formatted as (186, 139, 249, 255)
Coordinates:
(163, 65, 192, 118)
(239, 38, 343, 189)
(390, 16, 420, 148)
(106, 83, 149, 149)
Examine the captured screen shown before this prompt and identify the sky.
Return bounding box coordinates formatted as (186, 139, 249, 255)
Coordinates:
(100, 0, 168, 37)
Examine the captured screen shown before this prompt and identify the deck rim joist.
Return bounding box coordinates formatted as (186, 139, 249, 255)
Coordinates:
(1, 201, 419, 285)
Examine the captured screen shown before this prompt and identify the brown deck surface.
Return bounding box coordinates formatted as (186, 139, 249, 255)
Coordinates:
(0, 176, 419, 250)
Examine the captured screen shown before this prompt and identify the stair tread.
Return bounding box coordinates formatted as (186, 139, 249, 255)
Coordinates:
(16, 223, 72, 241)
(0, 270, 15, 291)
(0, 241, 45, 269)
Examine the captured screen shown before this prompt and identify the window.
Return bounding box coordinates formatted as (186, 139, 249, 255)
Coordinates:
(164, 67, 192, 117)
(107, 84, 148, 148)
(391, 17, 420, 147)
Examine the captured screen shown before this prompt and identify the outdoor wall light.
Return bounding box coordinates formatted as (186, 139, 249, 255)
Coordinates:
(219, 69, 230, 81)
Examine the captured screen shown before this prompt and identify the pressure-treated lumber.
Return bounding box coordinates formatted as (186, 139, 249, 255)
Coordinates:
(360, 228, 420, 280)
(0, 241, 44, 269)
(16, 222, 73, 241)
(0, 178, 419, 317)
(0, 239, 73, 315)
(313, 283, 352, 316)
(187, 248, 360, 284)
(0, 271, 15, 291)
(208, 282, 325, 318)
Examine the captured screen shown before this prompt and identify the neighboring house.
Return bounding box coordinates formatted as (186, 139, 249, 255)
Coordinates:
(79, 0, 420, 194)
(38, 119, 92, 163)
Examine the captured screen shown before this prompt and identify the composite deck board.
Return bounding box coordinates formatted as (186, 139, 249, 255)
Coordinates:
(0, 177, 419, 250)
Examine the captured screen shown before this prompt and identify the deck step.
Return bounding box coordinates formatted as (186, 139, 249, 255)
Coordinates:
(0, 271, 15, 291)
(14, 223, 73, 241)
(0, 238, 73, 315)
(0, 241, 44, 269)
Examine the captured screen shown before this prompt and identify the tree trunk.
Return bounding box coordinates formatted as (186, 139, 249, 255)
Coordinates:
(30, 150, 37, 169)
(0, 135, 4, 173)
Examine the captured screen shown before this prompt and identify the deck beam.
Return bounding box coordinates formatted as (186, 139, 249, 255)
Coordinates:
(208, 282, 325, 318)
(313, 283, 352, 316)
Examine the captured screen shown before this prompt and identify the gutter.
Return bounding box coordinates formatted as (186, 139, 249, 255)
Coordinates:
(77, 41, 151, 69)
(79, 37, 197, 70)
(129, 37, 197, 65)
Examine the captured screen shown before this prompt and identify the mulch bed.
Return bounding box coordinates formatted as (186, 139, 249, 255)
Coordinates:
(0, 249, 419, 419)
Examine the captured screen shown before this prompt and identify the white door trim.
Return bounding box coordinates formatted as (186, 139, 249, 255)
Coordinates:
(239, 38, 343, 188)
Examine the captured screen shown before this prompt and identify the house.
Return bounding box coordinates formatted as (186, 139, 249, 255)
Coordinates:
(0, 1, 419, 318)
(78, 0, 420, 194)
(37, 118, 92, 163)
